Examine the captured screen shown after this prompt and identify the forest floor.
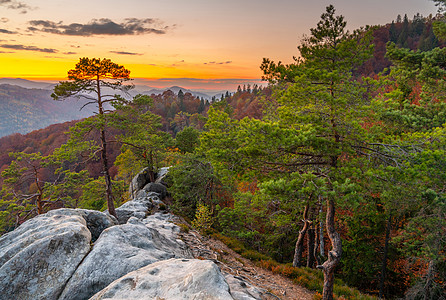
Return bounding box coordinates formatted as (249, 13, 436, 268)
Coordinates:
(174, 217, 314, 300)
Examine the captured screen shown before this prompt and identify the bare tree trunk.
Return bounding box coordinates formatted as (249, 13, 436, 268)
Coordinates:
(293, 204, 310, 267)
(307, 223, 316, 268)
(319, 197, 325, 258)
(379, 214, 392, 299)
(36, 194, 44, 214)
(97, 77, 117, 219)
(148, 151, 155, 182)
(101, 128, 117, 219)
(314, 222, 322, 266)
(317, 197, 342, 300)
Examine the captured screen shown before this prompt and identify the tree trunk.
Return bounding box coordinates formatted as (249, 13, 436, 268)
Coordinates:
(317, 197, 342, 300)
(319, 197, 325, 258)
(148, 150, 155, 182)
(379, 214, 392, 299)
(101, 128, 117, 219)
(36, 194, 43, 214)
(307, 223, 316, 268)
(293, 204, 310, 267)
(96, 79, 117, 219)
(314, 222, 322, 266)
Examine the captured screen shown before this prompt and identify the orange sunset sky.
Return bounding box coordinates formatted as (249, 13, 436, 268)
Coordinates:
(0, 0, 438, 90)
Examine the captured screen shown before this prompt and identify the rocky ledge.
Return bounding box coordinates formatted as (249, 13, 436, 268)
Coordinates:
(0, 169, 267, 300)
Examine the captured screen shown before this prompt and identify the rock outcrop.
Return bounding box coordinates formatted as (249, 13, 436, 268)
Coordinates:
(0, 211, 93, 300)
(58, 215, 192, 300)
(0, 169, 269, 300)
(129, 167, 170, 199)
(90, 258, 234, 300)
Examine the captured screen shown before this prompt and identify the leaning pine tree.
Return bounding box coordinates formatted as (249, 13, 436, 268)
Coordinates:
(51, 57, 133, 218)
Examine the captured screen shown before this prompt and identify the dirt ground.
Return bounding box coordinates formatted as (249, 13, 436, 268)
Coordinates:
(176, 220, 314, 300)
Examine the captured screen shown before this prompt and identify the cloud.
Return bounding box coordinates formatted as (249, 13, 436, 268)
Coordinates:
(0, 28, 15, 34)
(0, 18, 9, 23)
(27, 18, 171, 36)
(110, 50, 143, 56)
(0, 0, 33, 14)
(0, 44, 58, 53)
(63, 51, 77, 55)
(204, 61, 232, 65)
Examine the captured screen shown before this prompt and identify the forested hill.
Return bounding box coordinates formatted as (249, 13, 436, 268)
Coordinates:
(359, 13, 445, 76)
(0, 84, 93, 138)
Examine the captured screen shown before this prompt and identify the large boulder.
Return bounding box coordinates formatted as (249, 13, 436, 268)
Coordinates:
(0, 212, 92, 300)
(58, 215, 192, 300)
(138, 182, 168, 200)
(45, 208, 117, 242)
(129, 167, 170, 199)
(155, 166, 170, 185)
(129, 167, 152, 197)
(90, 258, 234, 300)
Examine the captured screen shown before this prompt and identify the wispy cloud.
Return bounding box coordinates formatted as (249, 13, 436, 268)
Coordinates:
(0, 18, 9, 23)
(0, 44, 58, 53)
(0, 0, 34, 14)
(204, 61, 232, 65)
(63, 51, 77, 55)
(110, 50, 143, 56)
(0, 28, 16, 34)
(27, 18, 171, 36)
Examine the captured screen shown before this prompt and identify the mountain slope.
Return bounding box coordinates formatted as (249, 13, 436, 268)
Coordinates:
(0, 84, 93, 137)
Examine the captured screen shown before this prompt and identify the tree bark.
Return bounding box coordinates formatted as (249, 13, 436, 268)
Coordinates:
(101, 128, 117, 219)
(97, 77, 117, 219)
(317, 197, 342, 300)
(379, 214, 392, 299)
(314, 222, 322, 266)
(293, 204, 310, 267)
(146, 150, 155, 183)
(307, 223, 316, 268)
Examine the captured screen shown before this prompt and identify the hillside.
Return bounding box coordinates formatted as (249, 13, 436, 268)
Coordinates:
(0, 84, 93, 138)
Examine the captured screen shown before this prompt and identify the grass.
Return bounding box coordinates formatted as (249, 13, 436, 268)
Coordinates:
(212, 232, 377, 300)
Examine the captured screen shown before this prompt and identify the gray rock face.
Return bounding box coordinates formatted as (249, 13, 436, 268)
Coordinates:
(114, 195, 155, 224)
(0, 212, 92, 300)
(130, 167, 170, 199)
(46, 208, 117, 242)
(129, 167, 152, 197)
(58, 214, 192, 300)
(90, 258, 234, 300)
(141, 182, 168, 199)
(225, 275, 266, 300)
(155, 166, 170, 184)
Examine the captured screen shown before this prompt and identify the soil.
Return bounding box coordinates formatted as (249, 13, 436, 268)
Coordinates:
(175, 218, 314, 300)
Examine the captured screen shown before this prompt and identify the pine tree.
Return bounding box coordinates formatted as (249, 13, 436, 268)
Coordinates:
(51, 58, 132, 218)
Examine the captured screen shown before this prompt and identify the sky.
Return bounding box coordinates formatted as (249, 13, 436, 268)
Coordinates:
(0, 0, 438, 91)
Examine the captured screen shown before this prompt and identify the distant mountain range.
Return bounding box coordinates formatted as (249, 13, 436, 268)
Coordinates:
(0, 78, 229, 100)
(0, 78, 232, 137)
(0, 78, 56, 90)
(137, 86, 228, 100)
